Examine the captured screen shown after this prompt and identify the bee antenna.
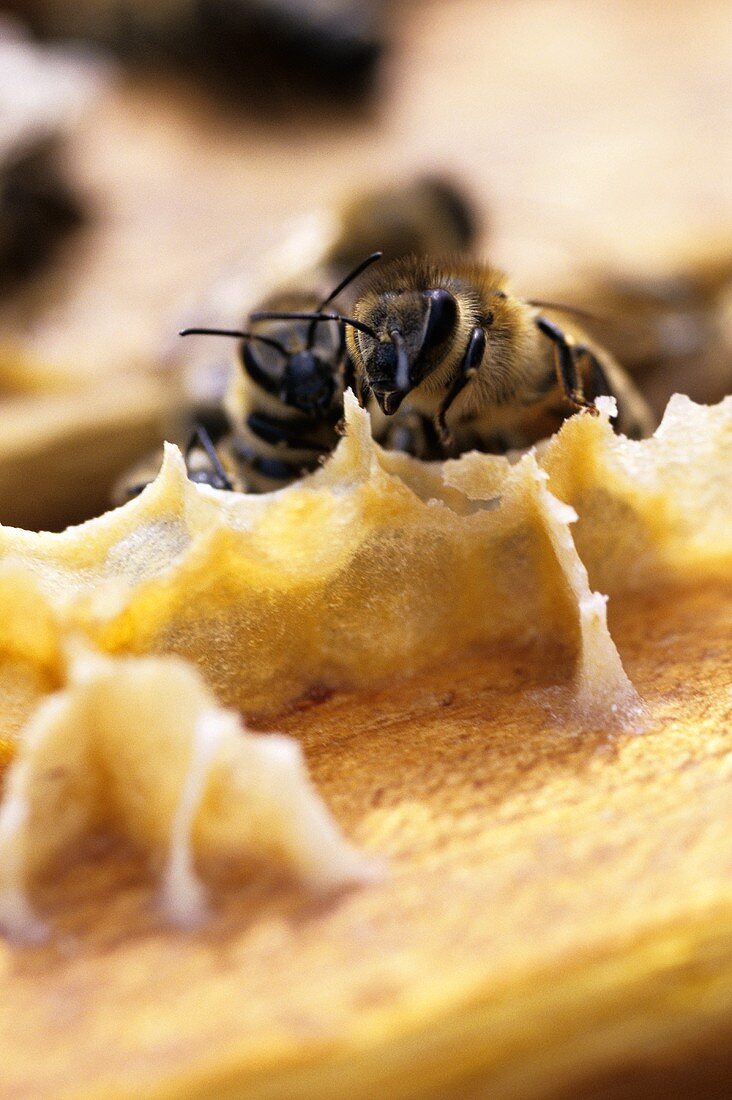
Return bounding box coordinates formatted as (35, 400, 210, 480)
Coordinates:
(179, 327, 288, 356)
(309, 251, 383, 348)
(316, 251, 383, 312)
(390, 330, 410, 393)
(250, 310, 379, 341)
(306, 251, 378, 347)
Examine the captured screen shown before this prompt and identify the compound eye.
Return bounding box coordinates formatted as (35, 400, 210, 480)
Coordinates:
(422, 289, 458, 353)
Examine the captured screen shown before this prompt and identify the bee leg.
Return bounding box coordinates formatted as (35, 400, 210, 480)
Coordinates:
(185, 423, 235, 491)
(356, 372, 371, 409)
(574, 344, 614, 401)
(377, 411, 441, 460)
(435, 325, 486, 448)
(574, 345, 652, 440)
(535, 316, 598, 413)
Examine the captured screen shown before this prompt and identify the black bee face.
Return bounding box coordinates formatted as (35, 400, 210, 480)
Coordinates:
(360, 288, 458, 414)
(280, 350, 336, 416)
(243, 309, 342, 418)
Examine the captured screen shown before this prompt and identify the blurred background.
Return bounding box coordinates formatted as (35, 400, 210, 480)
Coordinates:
(0, 0, 730, 528)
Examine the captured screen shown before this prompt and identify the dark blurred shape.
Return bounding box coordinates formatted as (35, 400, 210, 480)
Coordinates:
(324, 173, 481, 270)
(196, 0, 384, 104)
(8, 0, 388, 108)
(0, 20, 106, 290)
(569, 255, 732, 416)
(0, 135, 81, 287)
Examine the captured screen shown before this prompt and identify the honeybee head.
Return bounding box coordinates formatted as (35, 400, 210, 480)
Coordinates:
(279, 349, 337, 416)
(351, 287, 459, 414)
(239, 250, 387, 413)
(180, 297, 344, 420)
(249, 286, 460, 416)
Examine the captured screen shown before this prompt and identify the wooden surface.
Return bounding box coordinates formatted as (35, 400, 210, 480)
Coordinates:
(0, 3, 731, 1098)
(0, 376, 174, 530)
(1, 577, 731, 1098)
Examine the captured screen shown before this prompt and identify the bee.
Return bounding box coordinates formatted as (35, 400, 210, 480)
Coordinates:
(178, 248, 383, 492)
(116, 175, 479, 499)
(254, 256, 655, 460)
(557, 252, 732, 417)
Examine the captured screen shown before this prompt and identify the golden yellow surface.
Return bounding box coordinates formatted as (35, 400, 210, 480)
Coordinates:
(4, 392, 728, 749)
(0, 3, 729, 1093)
(0, 392, 727, 1095)
(0, 577, 729, 1098)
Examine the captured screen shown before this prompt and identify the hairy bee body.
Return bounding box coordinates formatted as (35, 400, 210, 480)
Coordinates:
(347, 257, 655, 456)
